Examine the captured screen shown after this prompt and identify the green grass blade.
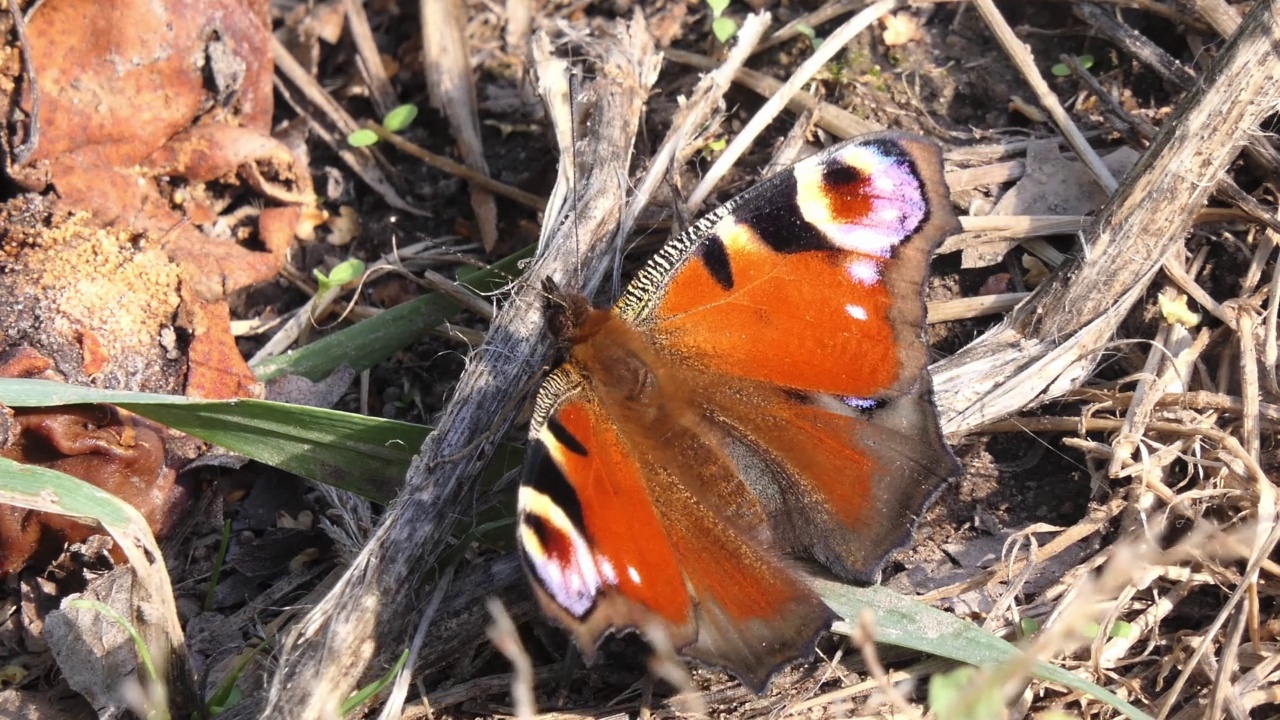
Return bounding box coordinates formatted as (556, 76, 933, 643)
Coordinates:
(815, 581, 1151, 720)
(0, 379, 427, 502)
(0, 379, 203, 406)
(65, 599, 162, 683)
(341, 648, 409, 715)
(252, 247, 530, 382)
(128, 401, 424, 502)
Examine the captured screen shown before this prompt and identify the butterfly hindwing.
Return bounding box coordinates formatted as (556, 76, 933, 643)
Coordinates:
(520, 365, 833, 690)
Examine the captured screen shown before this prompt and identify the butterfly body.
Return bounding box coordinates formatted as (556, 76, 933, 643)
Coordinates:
(518, 132, 960, 690)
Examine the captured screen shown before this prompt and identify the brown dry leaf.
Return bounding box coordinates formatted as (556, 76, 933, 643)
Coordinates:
(183, 295, 263, 400)
(326, 205, 361, 246)
(0, 406, 189, 577)
(43, 569, 176, 717)
(2, 0, 315, 400)
(964, 142, 1140, 268)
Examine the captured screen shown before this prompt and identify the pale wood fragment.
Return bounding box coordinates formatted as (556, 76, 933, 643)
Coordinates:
(974, 0, 1116, 194)
(422, 0, 500, 252)
(345, 0, 397, 115)
(927, 293, 1028, 324)
(945, 160, 1025, 190)
(1188, 0, 1244, 36)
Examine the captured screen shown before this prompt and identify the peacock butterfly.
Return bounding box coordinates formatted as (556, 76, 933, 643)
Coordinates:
(517, 131, 960, 691)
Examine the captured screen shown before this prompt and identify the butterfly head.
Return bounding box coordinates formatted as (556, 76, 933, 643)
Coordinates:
(540, 277, 605, 346)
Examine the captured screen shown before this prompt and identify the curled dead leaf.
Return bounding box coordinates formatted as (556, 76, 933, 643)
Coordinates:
(325, 206, 360, 246)
(0, 406, 189, 577)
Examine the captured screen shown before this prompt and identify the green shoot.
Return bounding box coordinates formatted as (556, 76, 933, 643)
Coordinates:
(313, 258, 366, 295)
(1052, 54, 1095, 77)
(706, 0, 737, 43)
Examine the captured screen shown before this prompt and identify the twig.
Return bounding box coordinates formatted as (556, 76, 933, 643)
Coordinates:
(364, 122, 546, 209)
(927, 293, 1028, 324)
(932, 0, 1280, 433)
(7, 0, 39, 164)
(375, 565, 455, 720)
(664, 48, 883, 139)
(271, 37, 425, 216)
(1187, 0, 1244, 35)
(617, 12, 772, 254)
(486, 598, 535, 719)
(754, 0, 862, 52)
(844, 611, 920, 716)
(918, 497, 1127, 603)
(1072, 3, 1198, 91)
(1061, 52, 1157, 143)
(1063, 53, 1280, 236)
(345, 0, 398, 115)
(1156, 521, 1280, 719)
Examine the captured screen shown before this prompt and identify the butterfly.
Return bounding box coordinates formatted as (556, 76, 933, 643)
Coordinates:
(516, 131, 960, 691)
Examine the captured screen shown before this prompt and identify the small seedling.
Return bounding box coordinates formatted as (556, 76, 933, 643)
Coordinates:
(701, 137, 728, 159)
(1081, 619, 1135, 640)
(346, 129, 379, 147)
(346, 103, 421, 147)
(203, 519, 232, 612)
(314, 258, 366, 295)
(1051, 54, 1094, 77)
(706, 0, 738, 43)
(341, 649, 409, 715)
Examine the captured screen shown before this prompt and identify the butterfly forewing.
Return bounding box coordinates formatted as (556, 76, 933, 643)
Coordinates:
(618, 133, 954, 400)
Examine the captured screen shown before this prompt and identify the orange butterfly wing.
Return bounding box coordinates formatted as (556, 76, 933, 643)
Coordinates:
(519, 132, 958, 689)
(520, 366, 832, 690)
